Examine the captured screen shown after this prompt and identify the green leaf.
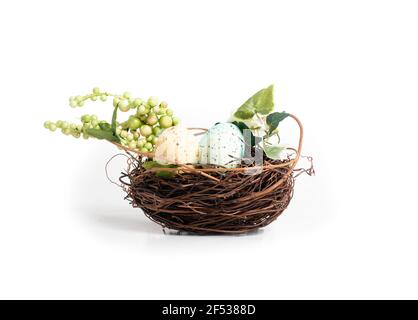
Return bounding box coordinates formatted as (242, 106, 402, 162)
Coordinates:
(234, 105, 255, 120)
(142, 161, 159, 169)
(253, 84, 274, 115)
(266, 112, 289, 133)
(264, 145, 286, 160)
(86, 128, 120, 143)
(142, 161, 178, 178)
(99, 122, 112, 131)
(111, 106, 118, 135)
(142, 160, 177, 169)
(233, 85, 275, 120)
(155, 171, 176, 179)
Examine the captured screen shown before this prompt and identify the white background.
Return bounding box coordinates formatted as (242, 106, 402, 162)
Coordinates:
(0, 0, 417, 300)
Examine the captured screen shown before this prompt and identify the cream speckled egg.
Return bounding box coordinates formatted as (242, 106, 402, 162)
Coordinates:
(199, 123, 245, 168)
(154, 127, 199, 165)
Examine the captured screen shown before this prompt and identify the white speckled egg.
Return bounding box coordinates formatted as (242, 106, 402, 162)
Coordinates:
(199, 123, 245, 168)
(154, 127, 199, 165)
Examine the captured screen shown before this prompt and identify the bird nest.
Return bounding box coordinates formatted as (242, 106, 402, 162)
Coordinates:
(118, 115, 313, 235)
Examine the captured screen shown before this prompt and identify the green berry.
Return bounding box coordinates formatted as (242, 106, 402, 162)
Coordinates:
(152, 126, 162, 136)
(120, 130, 128, 138)
(128, 117, 141, 130)
(127, 133, 134, 141)
(116, 127, 122, 135)
(137, 105, 147, 115)
(44, 121, 51, 129)
(61, 121, 69, 129)
(62, 128, 71, 135)
(133, 98, 143, 107)
(123, 91, 131, 99)
(144, 142, 153, 150)
(137, 140, 145, 148)
(152, 136, 159, 144)
(140, 125, 153, 137)
(147, 135, 155, 142)
(49, 123, 57, 131)
(146, 113, 158, 126)
(81, 115, 91, 123)
(93, 87, 100, 94)
(120, 121, 128, 129)
(166, 109, 173, 116)
(78, 100, 85, 107)
(157, 107, 166, 115)
(160, 101, 168, 108)
(100, 95, 107, 102)
(172, 117, 180, 126)
(128, 141, 137, 149)
(140, 147, 149, 153)
(83, 133, 90, 139)
(70, 99, 78, 108)
(147, 96, 159, 107)
(118, 100, 130, 112)
(159, 116, 173, 128)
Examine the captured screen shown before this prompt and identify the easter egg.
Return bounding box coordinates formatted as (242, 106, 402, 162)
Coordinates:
(199, 123, 245, 168)
(154, 127, 199, 165)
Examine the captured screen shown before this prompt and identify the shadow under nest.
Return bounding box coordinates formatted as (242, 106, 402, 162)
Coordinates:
(119, 155, 310, 235)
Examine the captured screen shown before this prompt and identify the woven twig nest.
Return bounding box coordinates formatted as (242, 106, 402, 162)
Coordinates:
(119, 114, 311, 234)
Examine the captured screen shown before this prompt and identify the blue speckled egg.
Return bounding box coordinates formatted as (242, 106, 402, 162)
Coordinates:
(199, 123, 245, 168)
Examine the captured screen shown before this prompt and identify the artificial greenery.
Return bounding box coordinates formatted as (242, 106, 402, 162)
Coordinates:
(232, 85, 289, 159)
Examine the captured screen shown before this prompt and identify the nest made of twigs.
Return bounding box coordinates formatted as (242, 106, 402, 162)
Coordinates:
(118, 114, 312, 235)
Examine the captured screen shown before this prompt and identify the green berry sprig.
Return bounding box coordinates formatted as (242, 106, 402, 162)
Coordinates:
(44, 87, 180, 153)
(113, 95, 180, 153)
(44, 114, 106, 140)
(69, 87, 110, 108)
